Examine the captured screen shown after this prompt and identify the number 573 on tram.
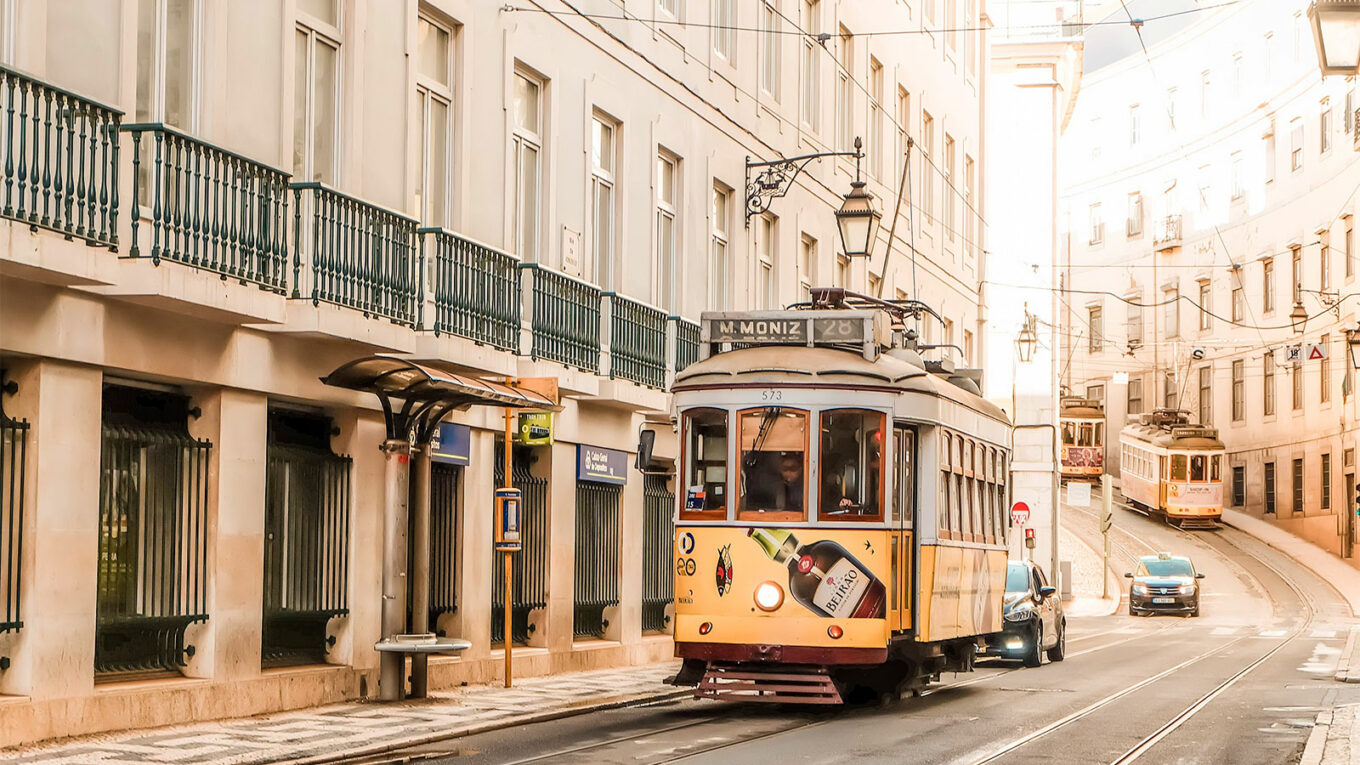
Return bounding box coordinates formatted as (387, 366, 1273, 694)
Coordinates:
(666, 308, 1013, 703)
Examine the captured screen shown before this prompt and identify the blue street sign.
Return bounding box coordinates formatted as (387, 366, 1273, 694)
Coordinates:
(430, 423, 471, 466)
(577, 444, 628, 485)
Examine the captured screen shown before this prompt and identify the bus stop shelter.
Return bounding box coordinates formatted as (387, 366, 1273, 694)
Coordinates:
(322, 356, 555, 700)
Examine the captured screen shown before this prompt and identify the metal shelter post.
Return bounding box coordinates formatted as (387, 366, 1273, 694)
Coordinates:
(379, 438, 412, 701)
(409, 443, 433, 698)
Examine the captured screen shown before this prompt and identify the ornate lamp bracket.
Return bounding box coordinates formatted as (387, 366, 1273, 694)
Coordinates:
(745, 138, 863, 228)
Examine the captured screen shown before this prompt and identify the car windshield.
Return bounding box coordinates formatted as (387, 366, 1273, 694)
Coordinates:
(1138, 558, 1194, 577)
(1005, 563, 1030, 594)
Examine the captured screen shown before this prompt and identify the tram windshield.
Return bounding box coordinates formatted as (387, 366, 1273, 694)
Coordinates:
(681, 408, 728, 519)
(1171, 455, 1188, 481)
(819, 409, 885, 521)
(738, 407, 809, 520)
(1061, 422, 1076, 446)
(1078, 424, 1094, 447)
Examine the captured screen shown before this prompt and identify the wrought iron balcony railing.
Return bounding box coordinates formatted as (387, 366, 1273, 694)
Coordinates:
(0, 66, 121, 249)
(125, 123, 290, 292)
(420, 227, 520, 351)
(291, 182, 419, 326)
(1154, 214, 1182, 251)
(608, 294, 667, 389)
(523, 264, 602, 372)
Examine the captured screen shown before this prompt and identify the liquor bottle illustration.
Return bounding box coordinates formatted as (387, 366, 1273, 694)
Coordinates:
(746, 527, 886, 619)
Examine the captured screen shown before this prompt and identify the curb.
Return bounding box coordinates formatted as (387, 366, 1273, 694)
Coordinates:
(280, 686, 692, 765)
(1337, 627, 1360, 684)
(1300, 709, 1332, 765)
(1216, 513, 1360, 619)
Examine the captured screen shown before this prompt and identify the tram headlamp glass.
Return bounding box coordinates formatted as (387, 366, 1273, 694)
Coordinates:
(754, 581, 785, 612)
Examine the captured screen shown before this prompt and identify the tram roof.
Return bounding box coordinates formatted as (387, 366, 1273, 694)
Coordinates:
(673, 344, 1010, 423)
(1120, 422, 1225, 451)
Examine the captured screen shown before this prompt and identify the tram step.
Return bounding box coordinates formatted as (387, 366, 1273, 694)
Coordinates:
(695, 664, 843, 704)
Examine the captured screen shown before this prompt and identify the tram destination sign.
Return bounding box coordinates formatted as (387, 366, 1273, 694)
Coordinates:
(703, 313, 870, 346)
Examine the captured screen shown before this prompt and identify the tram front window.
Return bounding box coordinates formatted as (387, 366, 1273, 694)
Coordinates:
(738, 407, 809, 520)
(1171, 455, 1188, 481)
(820, 409, 885, 521)
(1078, 424, 1094, 447)
(1061, 422, 1076, 445)
(681, 408, 728, 520)
(1191, 455, 1207, 482)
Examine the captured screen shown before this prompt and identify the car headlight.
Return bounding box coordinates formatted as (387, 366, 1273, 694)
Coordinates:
(1132, 583, 1149, 595)
(1004, 602, 1035, 622)
(754, 581, 785, 612)
(1178, 584, 1196, 595)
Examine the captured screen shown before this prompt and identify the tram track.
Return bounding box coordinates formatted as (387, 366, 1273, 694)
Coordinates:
(967, 492, 1322, 764)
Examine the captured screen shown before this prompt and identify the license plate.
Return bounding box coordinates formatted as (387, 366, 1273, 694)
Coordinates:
(1152, 597, 1175, 604)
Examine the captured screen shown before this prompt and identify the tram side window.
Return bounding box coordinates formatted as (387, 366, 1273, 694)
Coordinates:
(974, 443, 987, 542)
(737, 407, 809, 520)
(1211, 455, 1221, 481)
(1171, 454, 1188, 481)
(819, 409, 886, 521)
(940, 433, 954, 539)
(955, 438, 967, 538)
(681, 408, 728, 520)
(893, 428, 915, 527)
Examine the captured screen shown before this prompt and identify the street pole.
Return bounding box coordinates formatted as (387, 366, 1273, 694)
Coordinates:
(1101, 474, 1113, 599)
(503, 387, 515, 689)
(409, 442, 433, 698)
(378, 438, 412, 702)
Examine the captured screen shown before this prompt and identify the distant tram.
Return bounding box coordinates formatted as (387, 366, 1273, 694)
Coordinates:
(668, 293, 1014, 703)
(1118, 410, 1225, 529)
(1059, 397, 1105, 481)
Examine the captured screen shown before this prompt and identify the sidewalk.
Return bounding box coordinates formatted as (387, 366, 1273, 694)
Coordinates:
(1059, 515, 1121, 618)
(2, 661, 685, 765)
(1302, 703, 1359, 765)
(1220, 508, 1360, 619)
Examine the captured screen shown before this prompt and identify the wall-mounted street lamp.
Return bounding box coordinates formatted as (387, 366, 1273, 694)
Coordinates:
(746, 137, 881, 257)
(1289, 300, 1310, 334)
(1308, 1, 1360, 76)
(1016, 306, 1039, 363)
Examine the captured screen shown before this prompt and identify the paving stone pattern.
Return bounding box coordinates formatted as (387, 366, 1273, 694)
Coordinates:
(5, 663, 682, 765)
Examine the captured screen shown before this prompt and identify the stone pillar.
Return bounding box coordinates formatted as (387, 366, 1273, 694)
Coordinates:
(330, 412, 387, 679)
(186, 389, 268, 682)
(547, 441, 576, 652)
(0, 360, 102, 699)
(614, 466, 644, 647)
(452, 429, 495, 659)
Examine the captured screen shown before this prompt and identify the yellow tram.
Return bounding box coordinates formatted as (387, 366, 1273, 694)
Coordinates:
(668, 300, 1013, 703)
(1059, 396, 1105, 481)
(1118, 410, 1225, 529)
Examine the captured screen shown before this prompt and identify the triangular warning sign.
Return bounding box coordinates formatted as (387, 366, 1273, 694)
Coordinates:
(1309, 346, 1325, 360)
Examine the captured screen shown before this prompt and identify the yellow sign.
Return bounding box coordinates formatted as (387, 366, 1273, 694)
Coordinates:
(518, 412, 553, 445)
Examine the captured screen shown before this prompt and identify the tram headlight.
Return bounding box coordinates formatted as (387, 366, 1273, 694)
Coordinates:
(754, 581, 785, 612)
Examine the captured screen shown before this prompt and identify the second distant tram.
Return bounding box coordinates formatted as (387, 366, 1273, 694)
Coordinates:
(1118, 410, 1225, 529)
(1059, 397, 1105, 481)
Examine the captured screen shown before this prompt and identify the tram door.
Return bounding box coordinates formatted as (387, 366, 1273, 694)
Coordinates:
(893, 426, 916, 633)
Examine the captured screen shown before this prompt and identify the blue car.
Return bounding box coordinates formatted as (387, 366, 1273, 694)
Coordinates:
(1125, 552, 1204, 617)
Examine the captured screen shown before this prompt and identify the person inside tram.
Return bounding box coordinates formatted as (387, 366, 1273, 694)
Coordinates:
(773, 452, 805, 511)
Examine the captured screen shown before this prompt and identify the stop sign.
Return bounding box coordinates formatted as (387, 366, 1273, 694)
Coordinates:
(1010, 501, 1031, 525)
